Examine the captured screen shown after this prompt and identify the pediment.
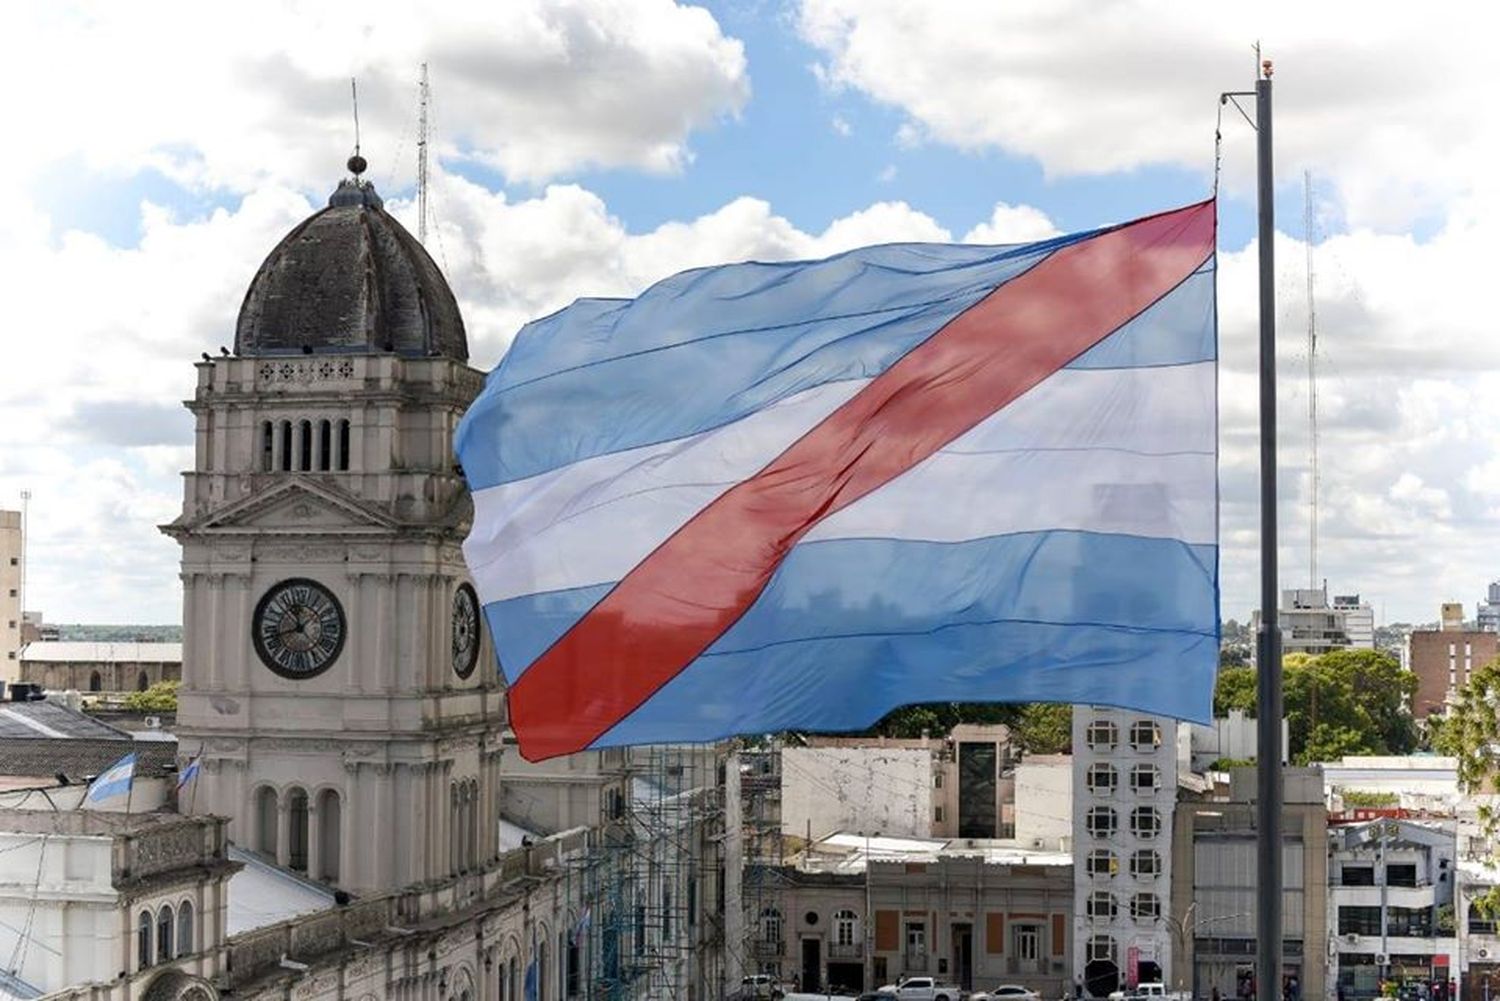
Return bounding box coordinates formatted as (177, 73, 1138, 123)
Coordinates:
(184, 480, 397, 534)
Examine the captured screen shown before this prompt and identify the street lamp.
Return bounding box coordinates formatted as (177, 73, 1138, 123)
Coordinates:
(1165, 907, 1252, 998)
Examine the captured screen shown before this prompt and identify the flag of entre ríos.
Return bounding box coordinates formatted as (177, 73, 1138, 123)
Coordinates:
(457, 201, 1219, 761)
(84, 752, 137, 805)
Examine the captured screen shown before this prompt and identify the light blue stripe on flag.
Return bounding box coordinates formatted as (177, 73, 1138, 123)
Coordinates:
(85, 752, 136, 804)
(176, 756, 201, 791)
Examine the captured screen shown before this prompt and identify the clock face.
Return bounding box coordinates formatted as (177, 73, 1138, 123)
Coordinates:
(252, 578, 346, 679)
(452, 583, 481, 679)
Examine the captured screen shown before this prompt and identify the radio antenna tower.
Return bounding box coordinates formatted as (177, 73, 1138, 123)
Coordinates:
(1305, 170, 1320, 591)
(417, 63, 430, 244)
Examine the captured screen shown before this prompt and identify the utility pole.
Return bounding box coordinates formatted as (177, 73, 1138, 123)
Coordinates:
(1305, 171, 1319, 591)
(418, 62, 430, 244)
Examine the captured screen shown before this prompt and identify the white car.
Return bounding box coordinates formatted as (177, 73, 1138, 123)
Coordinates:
(971, 987, 1042, 1001)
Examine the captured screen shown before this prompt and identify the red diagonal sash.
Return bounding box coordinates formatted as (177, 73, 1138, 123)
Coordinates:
(510, 200, 1215, 759)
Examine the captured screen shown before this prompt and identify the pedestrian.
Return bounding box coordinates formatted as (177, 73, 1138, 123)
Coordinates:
(1212, 987, 1221, 1001)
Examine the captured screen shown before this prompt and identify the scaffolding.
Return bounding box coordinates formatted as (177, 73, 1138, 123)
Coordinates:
(563, 745, 728, 1001)
(738, 739, 788, 989)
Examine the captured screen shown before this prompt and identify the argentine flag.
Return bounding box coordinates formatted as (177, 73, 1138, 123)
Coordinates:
(84, 752, 136, 806)
(458, 201, 1219, 760)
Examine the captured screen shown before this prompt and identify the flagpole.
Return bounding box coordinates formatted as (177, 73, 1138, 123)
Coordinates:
(1253, 58, 1285, 1001)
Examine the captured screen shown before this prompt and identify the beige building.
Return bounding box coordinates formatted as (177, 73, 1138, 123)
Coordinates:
(756, 832, 1073, 996)
(19, 641, 182, 693)
(2, 509, 20, 683)
(1170, 767, 1328, 1001)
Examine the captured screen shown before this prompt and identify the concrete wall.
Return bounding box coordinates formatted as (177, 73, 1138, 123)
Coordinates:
(781, 747, 932, 842)
(1014, 756, 1072, 850)
(1, 510, 20, 684)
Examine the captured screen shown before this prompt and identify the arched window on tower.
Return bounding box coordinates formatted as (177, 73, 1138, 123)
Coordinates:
(317, 789, 341, 882)
(261, 421, 274, 471)
(450, 783, 460, 874)
(279, 421, 293, 471)
(337, 419, 351, 471)
(298, 420, 312, 471)
(255, 786, 278, 858)
(177, 900, 194, 956)
(470, 779, 481, 870)
(156, 904, 174, 963)
(318, 420, 332, 471)
(287, 787, 309, 871)
(137, 910, 152, 971)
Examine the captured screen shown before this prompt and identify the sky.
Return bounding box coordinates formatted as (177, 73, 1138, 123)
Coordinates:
(1, 0, 1497, 626)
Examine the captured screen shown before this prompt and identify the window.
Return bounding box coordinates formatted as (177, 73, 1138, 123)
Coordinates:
(1130, 806, 1162, 838)
(834, 909, 859, 947)
(1015, 926, 1040, 961)
(261, 421, 274, 470)
(1131, 894, 1161, 921)
(89, 671, 102, 692)
(662, 884, 673, 939)
(906, 921, 927, 963)
(958, 742, 998, 838)
(1086, 719, 1119, 750)
(1086, 763, 1118, 793)
(935, 806, 944, 823)
(1338, 906, 1382, 936)
(318, 788, 341, 881)
(137, 671, 149, 691)
(760, 906, 782, 942)
(318, 420, 332, 471)
(1470, 902, 1497, 935)
(1341, 865, 1375, 886)
(157, 905, 174, 963)
(1086, 891, 1117, 920)
(287, 787, 309, 871)
(1129, 720, 1161, 750)
(298, 420, 313, 471)
(279, 421, 293, 471)
(935, 771, 943, 789)
(566, 938, 581, 998)
(137, 911, 152, 970)
(1085, 806, 1117, 837)
(1386, 863, 1418, 888)
(1087, 934, 1116, 963)
(1387, 906, 1432, 937)
(337, 419, 351, 471)
(255, 786, 278, 857)
(1130, 849, 1161, 878)
(1086, 849, 1118, 877)
(177, 901, 194, 956)
(1130, 764, 1160, 791)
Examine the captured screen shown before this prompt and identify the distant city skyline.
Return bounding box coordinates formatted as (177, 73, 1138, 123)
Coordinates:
(3, 3, 1497, 625)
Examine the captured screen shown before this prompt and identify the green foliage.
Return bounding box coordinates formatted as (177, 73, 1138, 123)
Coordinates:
(1213, 665, 1257, 717)
(1339, 789, 1398, 807)
(1206, 757, 1254, 770)
(1211, 649, 1417, 765)
(1011, 703, 1073, 755)
(122, 680, 178, 712)
(1437, 904, 1456, 935)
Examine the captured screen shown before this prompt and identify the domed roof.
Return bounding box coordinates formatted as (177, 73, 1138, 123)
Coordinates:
(234, 165, 467, 360)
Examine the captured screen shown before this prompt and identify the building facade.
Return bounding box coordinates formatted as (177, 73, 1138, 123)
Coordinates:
(2, 509, 20, 683)
(1407, 609, 1500, 718)
(19, 642, 182, 693)
(1170, 768, 1328, 1001)
(1333, 594, 1376, 650)
(1328, 819, 1457, 999)
(1072, 708, 1179, 996)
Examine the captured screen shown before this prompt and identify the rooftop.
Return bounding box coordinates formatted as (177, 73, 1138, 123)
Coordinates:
(19, 641, 183, 663)
(226, 844, 338, 935)
(0, 699, 176, 780)
(795, 830, 1073, 874)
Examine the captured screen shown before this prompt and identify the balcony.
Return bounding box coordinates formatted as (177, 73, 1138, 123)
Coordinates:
(829, 942, 864, 960)
(753, 939, 785, 959)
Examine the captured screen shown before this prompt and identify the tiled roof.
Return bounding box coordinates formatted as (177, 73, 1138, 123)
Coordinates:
(18, 642, 182, 664)
(0, 700, 177, 780)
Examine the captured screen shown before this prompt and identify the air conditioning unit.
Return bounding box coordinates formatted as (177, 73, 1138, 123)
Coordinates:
(1479, 948, 1491, 960)
(1377, 954, 1388, 966)
(1031, 838, 1045, 849)
(1344, 934, 1359, 944)
(143, 716, 161, 729)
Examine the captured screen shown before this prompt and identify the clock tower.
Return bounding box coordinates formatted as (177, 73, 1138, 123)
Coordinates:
(164, 160, 505, 894)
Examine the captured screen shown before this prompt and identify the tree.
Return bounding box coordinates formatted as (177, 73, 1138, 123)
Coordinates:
(1213, 666, 1257, 717)
(123, 680, 178, 712)
(1011, 703, 1072, 754)
(1436, 658, 1500, 915)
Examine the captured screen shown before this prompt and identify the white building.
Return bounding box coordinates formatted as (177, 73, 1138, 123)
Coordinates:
(1334, 594, 1377, 650)
(1478, 583, 1500, 633)
(1328, 818, 1457, 997)
(1072, 708, 1179, 996)
(1013, 754, 1073, 851)
(1257, 586, 1352, 660)
(2, 510, 20, 684)
(781, 746, 933, 842)
(1186, 710, 1289, 772)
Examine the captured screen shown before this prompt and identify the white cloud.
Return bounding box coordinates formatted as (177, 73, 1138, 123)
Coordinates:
(0, 1, 749, 193)
(797, 0, 1492, 230)
(963, 202, 1060, 244)
(831, 115, 852, 137)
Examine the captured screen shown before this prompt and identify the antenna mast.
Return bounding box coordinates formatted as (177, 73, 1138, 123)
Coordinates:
(1305, 171, 1319, 591)
(418, 63, 430, 244)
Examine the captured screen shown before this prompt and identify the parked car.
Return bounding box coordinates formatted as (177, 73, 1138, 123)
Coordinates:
(856, 991, 899, 1001)
(1107, 984, 1189, 1001)
(740, 975, 786, 1000)
(878, 976, 965, 1001)
(971, 986, 1042, 1001)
